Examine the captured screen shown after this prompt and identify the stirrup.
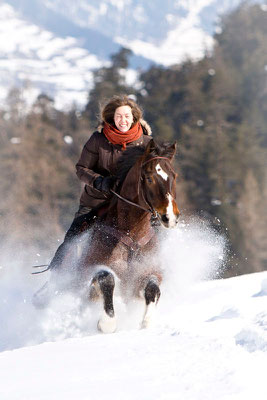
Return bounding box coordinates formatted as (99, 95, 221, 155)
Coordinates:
(31, 264, 50, 274)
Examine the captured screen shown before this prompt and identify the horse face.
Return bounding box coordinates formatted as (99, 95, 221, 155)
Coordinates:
(142, 159, 180, 228)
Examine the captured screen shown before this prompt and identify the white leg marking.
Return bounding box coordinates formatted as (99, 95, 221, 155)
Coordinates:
(98, 312, 117, 334)
(166, 193, 177, 228)
(155, 163, 168, 181)
(141, 301, 157, 329)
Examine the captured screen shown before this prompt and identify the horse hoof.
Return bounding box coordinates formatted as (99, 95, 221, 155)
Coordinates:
(141, 306, 156, 329)
(141, 319, 150, 329)
(97, 313, 117, 334)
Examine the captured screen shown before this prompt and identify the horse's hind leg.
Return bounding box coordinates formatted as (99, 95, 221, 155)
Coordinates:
(91, 270, 117, 333)
(141, 275, 161, 329)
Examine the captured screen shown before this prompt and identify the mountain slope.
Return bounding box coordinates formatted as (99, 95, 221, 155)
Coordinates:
(0, 2, 105, 109)
(0, 0, 264, 108)
(6, 0, 244, 67)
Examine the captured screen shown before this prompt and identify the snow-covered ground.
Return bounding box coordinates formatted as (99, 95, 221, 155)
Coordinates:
(0, 221, 266, 400)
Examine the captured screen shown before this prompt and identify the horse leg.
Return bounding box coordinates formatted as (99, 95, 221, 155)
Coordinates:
(90, 270, 117, 333)
(141, 275, 161, 329)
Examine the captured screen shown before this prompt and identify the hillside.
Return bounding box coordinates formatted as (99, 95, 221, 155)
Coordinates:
(1, 0, 263, 108)
(1, 269, 266, 399)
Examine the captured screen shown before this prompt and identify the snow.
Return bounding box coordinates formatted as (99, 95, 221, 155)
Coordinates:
(46, 0, 244, 68)
(0, 0, 251, 110)
(113, 0, 216, 66)
(0, 221, 266, 399)
(0, 2, 104, 110)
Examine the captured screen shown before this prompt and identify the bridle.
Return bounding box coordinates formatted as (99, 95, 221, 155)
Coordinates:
(110, 156, 175, 216)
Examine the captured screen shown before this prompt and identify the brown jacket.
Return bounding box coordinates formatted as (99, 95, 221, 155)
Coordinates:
(76, 121, 152, 208)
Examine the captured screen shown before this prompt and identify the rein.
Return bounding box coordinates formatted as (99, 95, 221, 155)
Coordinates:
(111, 156, 173, 216)
(110, 189, 155, 214)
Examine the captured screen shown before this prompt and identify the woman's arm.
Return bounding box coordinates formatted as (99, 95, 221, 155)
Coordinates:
(75, 132, 101, 186)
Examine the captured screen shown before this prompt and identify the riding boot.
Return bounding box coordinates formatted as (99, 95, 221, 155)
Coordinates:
(32, 207, 97, 309)
(48, 207, 97, 272)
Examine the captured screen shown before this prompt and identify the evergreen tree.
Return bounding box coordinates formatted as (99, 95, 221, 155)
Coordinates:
(0, 90, 91, 255)
(84, 47, 135, 128)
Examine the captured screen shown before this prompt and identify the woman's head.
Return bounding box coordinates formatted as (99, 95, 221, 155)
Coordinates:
(101, 95, 143, 132)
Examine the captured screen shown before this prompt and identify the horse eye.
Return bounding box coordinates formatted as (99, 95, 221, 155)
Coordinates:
(146, 176, 153, 184)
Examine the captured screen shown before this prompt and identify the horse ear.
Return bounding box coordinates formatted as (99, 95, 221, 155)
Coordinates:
(165, 141, 177, 160)
(144, 139, 160, 156)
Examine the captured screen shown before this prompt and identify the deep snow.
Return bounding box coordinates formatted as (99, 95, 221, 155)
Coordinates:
(0, 220, 266, 400)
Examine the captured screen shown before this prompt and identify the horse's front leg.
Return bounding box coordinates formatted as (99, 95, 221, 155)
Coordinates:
(90, 270, 117, 333)
(141, 275, 161, 329)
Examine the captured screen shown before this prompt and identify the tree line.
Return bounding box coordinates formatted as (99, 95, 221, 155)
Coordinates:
(0, 2, 266, 276)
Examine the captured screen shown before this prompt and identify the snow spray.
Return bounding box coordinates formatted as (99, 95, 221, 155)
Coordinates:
(0, 216, 226, 350)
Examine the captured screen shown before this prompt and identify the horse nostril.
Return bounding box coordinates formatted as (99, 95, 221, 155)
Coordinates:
(162, 214, 169, 223)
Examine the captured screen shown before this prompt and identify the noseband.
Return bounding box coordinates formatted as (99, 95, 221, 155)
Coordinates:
(110, 156, 175, 215)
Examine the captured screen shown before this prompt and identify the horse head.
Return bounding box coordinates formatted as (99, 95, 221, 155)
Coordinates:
(140, 139, 180, 228)
(116, 139, 180, 229)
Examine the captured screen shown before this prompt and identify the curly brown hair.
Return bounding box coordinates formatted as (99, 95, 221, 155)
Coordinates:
(101, 95, 143, 127)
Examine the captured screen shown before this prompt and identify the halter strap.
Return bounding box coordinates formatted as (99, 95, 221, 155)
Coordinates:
(142, 156, 171, 167)
(142, 156, 176, 177)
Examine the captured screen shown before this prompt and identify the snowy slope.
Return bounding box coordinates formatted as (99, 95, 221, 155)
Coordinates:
(1, 273, 267, 399)
(39, 0, 242, 66)
(1, 0, 264, 109)
(0, 222, 267, 399)
(0, 2, 104, 110)
(6, 0, 247, 68)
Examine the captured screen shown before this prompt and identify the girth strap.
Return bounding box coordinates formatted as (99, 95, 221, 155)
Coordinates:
(100, 225, 155, 251)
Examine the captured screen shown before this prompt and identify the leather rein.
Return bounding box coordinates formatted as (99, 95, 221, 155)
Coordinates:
(110, 156, 173, 216)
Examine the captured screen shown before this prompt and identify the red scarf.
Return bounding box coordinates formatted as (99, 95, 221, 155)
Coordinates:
(103, 122, 143, 150)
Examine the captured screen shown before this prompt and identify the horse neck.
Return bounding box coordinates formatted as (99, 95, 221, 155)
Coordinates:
(114, 183, 151, 235)
(109, 155, 152, 234)
(118, 202, 151, 232)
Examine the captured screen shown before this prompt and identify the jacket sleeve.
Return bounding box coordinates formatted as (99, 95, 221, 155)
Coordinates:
(75, 132, 102, 186)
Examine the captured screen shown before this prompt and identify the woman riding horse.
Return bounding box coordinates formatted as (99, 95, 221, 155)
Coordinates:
(79, 139, 179, 332)
(33, 95, 180, 331)
(33, 95, 153, 305)
(50, 95, 152, 270)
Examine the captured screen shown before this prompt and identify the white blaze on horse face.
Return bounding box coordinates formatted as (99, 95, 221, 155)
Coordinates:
(155, 163, 168, 181)
(166, 193, 177, 228)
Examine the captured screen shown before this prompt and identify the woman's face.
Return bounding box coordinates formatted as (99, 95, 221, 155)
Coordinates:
(114, 105, 134, 132)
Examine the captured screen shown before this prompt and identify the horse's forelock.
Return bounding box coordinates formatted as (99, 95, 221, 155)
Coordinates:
(146, 140, 176, 159)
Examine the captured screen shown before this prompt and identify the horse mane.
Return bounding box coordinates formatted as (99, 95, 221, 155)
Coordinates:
(115, 146, 145, 184)
(115, 140, 175, 185)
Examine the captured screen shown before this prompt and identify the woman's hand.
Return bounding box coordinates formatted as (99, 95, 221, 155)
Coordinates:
(94, 176, 117, 194)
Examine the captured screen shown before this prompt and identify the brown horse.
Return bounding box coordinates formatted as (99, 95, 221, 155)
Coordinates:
(75, 139, 180, 333)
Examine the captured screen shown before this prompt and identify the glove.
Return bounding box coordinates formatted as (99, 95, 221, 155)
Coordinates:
(94, 176, 116, 194)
